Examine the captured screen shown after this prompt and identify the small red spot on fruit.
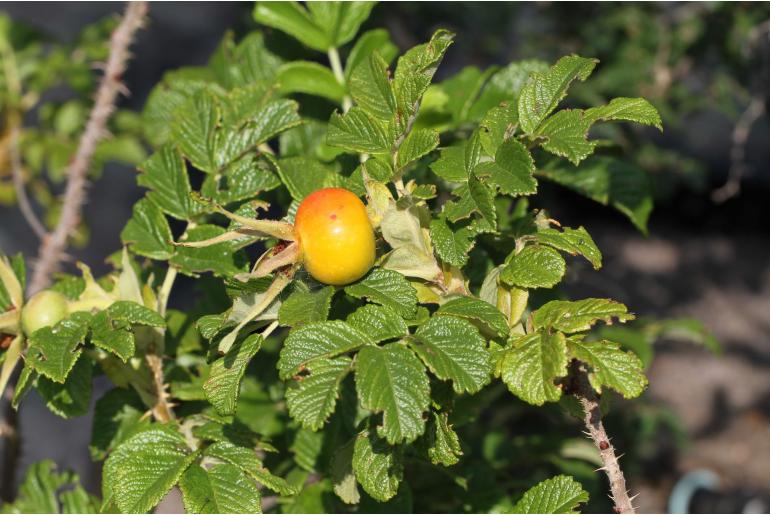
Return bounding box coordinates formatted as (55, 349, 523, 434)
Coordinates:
(330, 214, 337, 220)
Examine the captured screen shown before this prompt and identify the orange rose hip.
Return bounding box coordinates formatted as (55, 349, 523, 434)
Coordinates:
(294, 188, 376, 286)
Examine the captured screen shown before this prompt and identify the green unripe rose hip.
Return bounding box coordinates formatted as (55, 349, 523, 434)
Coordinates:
(21, 290, 69, 335)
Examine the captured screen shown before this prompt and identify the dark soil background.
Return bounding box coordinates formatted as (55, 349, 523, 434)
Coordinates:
(1, 3, 769, 513)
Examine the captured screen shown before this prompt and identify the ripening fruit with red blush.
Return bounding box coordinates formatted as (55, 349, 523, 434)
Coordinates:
(294, 188, 376, 286)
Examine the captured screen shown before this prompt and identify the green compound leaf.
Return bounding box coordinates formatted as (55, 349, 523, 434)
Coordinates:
(278, 285, 334, 327)
(344, 268, 418, 318)
(437, 295, 509, 338)
(107, 301, 165, 327)
(478, 101, 519, 155)
(355, 344, 430, 444)
(345, 29, 399, 79)
(584, 97, 662, 130)
(501, 331, 568, 406)
(411, 316, 491, 394)
(535, 109, 597, 165)
(533, 298, 634, 334)
(137, 145, 197, 220)
(535, 226, 602, 270)
(518, 55, 598, 133)
(120, 197, 174, 261)
(89, 311, 135, 362)
(500, 245, 566, 289)
(286, 357, 351, 431)
(306, 2, 376, 48)
(474, 139, 537, 197)
(179, 464, 262, 514)
(103, 427, 200, 514)
(278, 320, 370, 379)
(512, 475, 589, 514)
(538, 156, 653, 234)
(346, 304, 408, 343)
(568, 339, 648, 398)
(393, 29, 454, 118)
(352, 429, 404, 502)
(426, 411, 462, 467)
(204, 333, 262, 416)
(277, 61, 345, 103)
(429, 216, 475, 267)
(327, 107, 393, 154)
(26, 312, 91, 383)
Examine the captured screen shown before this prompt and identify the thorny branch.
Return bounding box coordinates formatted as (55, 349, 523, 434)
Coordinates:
(28, 1, 149, 295)
(570, 362, 636, 514)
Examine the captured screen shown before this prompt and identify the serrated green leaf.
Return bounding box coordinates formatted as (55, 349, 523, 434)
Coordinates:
(286, 356, 351, 430)
(278, 320, 370, 379)
(426, 411, 462, 466)
(501, 331, 568, 405)
(179, 464, 262, 514)
(344, 268, 418, 318)
(345, 29, 399, 79)
(429, 216, 474, 267)
(278, 285, 334, 327)
(89, 311, 135, 362)
(137, 145, 196, 220)
(512, 475, 589, 514)
(533, 298, 634, 334)
(352, 430, 403, 502)
(327, 107, 392, 154)
(411, 316, 491, 394)
(569, 339, 647, 398)
(355, 344, 430, 443)
(277, 156, 338, 201)
(291, 427, 323, 473)
(143, 77, 209, 147)
(26, 312, 91, 383)
(172, 89, 220, 173)
(478, 102, 518, 154)
(107, 300, 165, 327)
(346, 304, 408, 343)
(204, 441, 298, 495)
(501, 245, 565, 289)
(437, 295, 509, 338)
(393, 30, 454, 117)
(350, 52, 396, 120)
(204, 333, 262, 416)
(201, 153, 281, 206)
(36, 356, 92, 419)
(584, 97, 662, 130)
(467, 174, 497, 229)
(121, 198, 174, 260)
(430, 143, 467, 182)
(90, 388, 152, 461)
(536, 109, 597, 165)
(103, 427, 199, 514)
(171, 224, 249, 277)
(397, 128, 439, 169)
(277, 61, 345, 103)
(253, 2, 328, 51)
(535, 226, 602, 270)
(474, 139, 537, 196)
(518, 55, 598, 133)
(538, 156, 653, 234)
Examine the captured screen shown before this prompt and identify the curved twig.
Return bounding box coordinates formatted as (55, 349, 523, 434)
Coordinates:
(28, 1, 149, 295)
(571, 363, 636, 514)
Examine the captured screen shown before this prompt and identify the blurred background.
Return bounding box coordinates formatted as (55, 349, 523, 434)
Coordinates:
(1, 2, 769, 513)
